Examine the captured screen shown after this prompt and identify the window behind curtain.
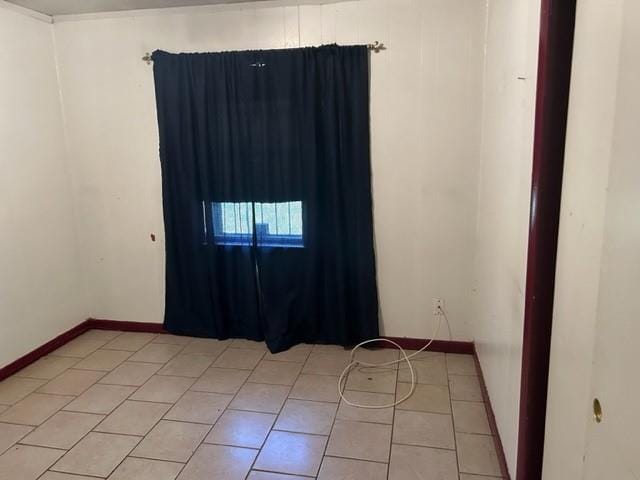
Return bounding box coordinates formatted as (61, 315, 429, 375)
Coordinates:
(208, 201, 304, 248)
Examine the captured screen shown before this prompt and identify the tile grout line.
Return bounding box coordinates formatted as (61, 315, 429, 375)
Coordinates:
(3, 332, 155, 479)
(446, 353, 463, 480)
(242, 347, 311, 479)
(32, 333, 167, 479)
(30, 332, 182, 479)
(170, 340, 284, 479)
(386, 348, 400, 480)
(129, 339, 237, 479)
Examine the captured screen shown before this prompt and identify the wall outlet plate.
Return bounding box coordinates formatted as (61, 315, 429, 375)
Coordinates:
(433, 298, 444, 315)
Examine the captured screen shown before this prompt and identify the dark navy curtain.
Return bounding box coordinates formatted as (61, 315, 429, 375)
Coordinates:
(152, 45, 378, 352)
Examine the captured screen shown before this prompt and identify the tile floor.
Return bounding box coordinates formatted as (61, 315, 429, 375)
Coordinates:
(0, 330, 504, 479)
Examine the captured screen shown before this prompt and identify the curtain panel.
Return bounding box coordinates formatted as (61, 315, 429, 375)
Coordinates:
(152, 45, 379, 352)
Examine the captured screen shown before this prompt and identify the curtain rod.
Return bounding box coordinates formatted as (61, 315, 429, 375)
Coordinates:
(141, 41, 386, 64)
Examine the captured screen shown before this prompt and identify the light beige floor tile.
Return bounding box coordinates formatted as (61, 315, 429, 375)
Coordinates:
(39, 472, 96, 480)
(109, 457, 184, 480)
(353, 347, 400, 366)
(181, 338, 231, 356)
(398, 355, 448, 386)
(205, 410, 275, 448)
(396, 383, 451, 414)
(213, 348, 265, 370)
(73, 349, 132, 371)
(130, 375, 195, 403)
(263, 344, 312, 363)
(63, 384, 136, 414)
(103, 332, 156, 352)
(229, 339, 268, 351)
(0, 377, 47, 405)
(0, 393, 74, 426)
(99, 361, 161, 386)
(153, 333, 194, 346)
(78, 330, 122, 342)
(129, 343, 184, 363)
(229, 383, 290, 414)
(312, 344, 347, 353)
(449, 375, 483, 402)
(326, 419, 391, 462)
(0, 445, 65, 480)
(14, 356, 79, 380)
(157, 355, 214, 377)
(164, 391, 232, 424)
(96, 400, 170, 435)
(459, 475, 502, 480)
(402, 351, 445, 362)
(38, 369, 105, 396)
(51, 432, 140, 477)
(247, 472, 309, 480)
(131, 420, 210, 463)
(254, 431, 327, 477)
(177, 444, 256, 480)
(21, 411, 103, 449)
(456, 433, 501, 477)
(248, 360, 302, 386)
(302, 352, 350, 376)
(393, 410, 455, 450)
(452, 401, 491, 434)
(388, 444, 458, 480)
(50, 337, 106, 358)
(345, 367, 397, 394)
(190, 367, 250, 394)
(274, 399, 337, 435)
(289, 374, 340, 403)
(317, 456, 388, 480)
(446, 354, 477, 375)
(336, 391, 394, 424)
(0, 422, 33, 454)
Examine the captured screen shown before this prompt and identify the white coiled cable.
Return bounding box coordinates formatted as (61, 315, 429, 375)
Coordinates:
(337, 307, 449, 409)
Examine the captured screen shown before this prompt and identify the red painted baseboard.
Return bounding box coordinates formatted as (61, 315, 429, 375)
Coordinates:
(0, 319, 475, 381)
(473, 346, 512, 480)
(378, 336, 475, 355)
(0, 319, 92, 381)
(86, 318, 167, 333)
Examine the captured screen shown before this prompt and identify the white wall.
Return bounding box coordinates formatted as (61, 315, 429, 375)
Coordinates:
(0, 5, 86, 368)
(472, 0, 540, 475)
(52, 0, 487, 340)
(544, 0, 639, 478)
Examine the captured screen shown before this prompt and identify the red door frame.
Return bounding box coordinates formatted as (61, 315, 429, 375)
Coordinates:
(517, 0, 577, 479)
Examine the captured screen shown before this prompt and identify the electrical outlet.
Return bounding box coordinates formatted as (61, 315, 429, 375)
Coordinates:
(433, 298, 444, 315)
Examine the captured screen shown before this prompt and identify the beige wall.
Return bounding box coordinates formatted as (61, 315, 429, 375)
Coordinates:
(52, 0, 487, 340)
(472, 0, 540, 474)
(0, 4, 86, 368)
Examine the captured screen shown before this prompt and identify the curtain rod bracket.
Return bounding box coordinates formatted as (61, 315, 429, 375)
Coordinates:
(367, 41, 386, 53)
(142, 52, 152, 64)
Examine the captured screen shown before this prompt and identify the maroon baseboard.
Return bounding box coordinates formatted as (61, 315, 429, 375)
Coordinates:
(378, 336, 475, 355)
(86, 318, 167, 333)
(0, 319, 93, 381)
(473, 346, 512, 480)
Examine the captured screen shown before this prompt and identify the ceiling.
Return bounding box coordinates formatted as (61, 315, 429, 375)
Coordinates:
(5, 0, 266, 16)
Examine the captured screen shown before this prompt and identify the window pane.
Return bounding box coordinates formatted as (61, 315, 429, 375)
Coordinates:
(211, 201, 303, 248)
(212, 202, 253, 246)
